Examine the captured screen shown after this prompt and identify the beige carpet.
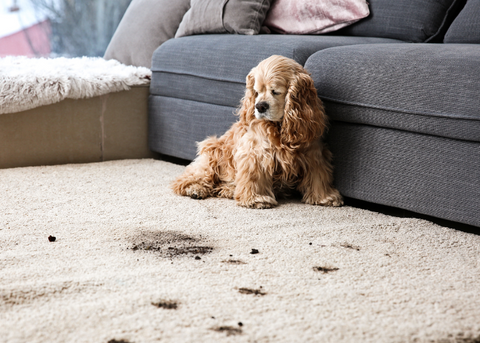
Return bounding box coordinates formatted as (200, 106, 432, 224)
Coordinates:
(1, 159, 479, 343)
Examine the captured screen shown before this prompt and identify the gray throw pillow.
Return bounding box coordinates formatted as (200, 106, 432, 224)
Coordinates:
(444, 0, 480, 43)
(175, 0, 272, 38)
(104, 0, 190, 68)
(335, 0, 465, 43)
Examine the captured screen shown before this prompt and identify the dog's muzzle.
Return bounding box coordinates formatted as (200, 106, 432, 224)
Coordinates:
(256, 101, 269, 113)
(255, 101, 269, 119)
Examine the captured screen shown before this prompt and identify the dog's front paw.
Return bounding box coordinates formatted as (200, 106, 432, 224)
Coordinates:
(303, 188, 344, 207)
(183, 184, 210, 200)
(237, 195, 278, 209)
(215, 183, 235, 199)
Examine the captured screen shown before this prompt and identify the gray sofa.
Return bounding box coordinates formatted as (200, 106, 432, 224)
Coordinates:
(147, 0, 480, 227)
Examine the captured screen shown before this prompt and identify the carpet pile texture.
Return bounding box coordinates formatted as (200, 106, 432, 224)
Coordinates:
(0, 56, 151, 115)
(1, 159, 479, 343)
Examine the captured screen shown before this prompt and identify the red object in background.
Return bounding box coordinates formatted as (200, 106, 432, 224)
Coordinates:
(0, 19, 51, 57)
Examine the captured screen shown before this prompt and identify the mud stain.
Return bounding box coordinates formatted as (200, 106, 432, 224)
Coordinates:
(166, 246, 213, 256)
(129, 231, 213, 258)
(151, 300, 179, 310)
(340, 243, 361, 251)
(222, 259, 246, 265)
(313, 266, 339, 274)
(0, 281, 101, 307)
(439, 335, 480, 343)
(211, 326, 243, 336)
(238, 287, 266, 296)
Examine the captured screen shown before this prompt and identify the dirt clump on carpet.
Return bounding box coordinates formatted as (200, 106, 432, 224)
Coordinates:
(129, 230, 214, 258)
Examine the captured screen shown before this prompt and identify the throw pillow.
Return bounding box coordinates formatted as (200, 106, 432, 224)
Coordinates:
(104, 0, 190, 68)
(335, 0, 466, 43)
(175, 0, 272, 38)
(264, 0, 370, 35)
(444, 0, 480, 43)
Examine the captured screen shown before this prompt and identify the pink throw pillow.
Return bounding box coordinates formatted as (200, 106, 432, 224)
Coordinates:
(264, 0, 370, 34)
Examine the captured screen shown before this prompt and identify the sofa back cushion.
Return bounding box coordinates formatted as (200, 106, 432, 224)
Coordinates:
(335, 0, 465, 42)
(264, 0, 370, 35)
(104, 0, 190, 68)
(175, 0, 272, 38)
(444, 0, 480, 43)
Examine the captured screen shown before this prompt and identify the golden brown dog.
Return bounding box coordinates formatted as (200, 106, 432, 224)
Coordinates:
(172, 55, 343, 209)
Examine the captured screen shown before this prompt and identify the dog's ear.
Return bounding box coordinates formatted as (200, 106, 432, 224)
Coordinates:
(238, 68, 257, 123)
(281, 71, 327, 147)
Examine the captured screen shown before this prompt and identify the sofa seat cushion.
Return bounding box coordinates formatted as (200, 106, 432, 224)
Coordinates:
(306, 43, 480, 142)
(150, 34, 403, 108)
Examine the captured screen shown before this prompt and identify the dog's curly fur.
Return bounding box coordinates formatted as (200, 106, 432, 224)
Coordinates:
(172, 55, 343, 209)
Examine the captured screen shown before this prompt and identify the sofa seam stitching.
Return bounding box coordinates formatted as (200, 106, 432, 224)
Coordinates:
(321, 97, 480, 122)
(151, 70, 246, 85)
(151, 94, 239, 109)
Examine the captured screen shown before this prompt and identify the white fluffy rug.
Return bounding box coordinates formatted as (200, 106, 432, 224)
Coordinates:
(0, 56, 151, 115)
(1, 159, 479, 343)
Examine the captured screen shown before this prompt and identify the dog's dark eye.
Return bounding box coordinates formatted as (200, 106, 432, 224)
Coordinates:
(271, 90, 280, 95)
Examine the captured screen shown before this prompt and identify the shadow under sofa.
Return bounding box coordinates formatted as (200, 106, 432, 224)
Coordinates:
(148, 34, 480, 228)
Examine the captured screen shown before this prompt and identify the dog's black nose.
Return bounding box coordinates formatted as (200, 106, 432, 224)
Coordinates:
(255, 101, 269, 113)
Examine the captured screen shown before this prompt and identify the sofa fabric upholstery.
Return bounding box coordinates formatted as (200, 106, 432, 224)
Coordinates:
(305, 44, 480, 142)
(328, 123, 480, 227)
(444, 0, 480, 43)
(149, 96, 236, 160)
(104, 0, 190, 68)
(149, 34, 403, 160)
(336, 0, 465, 42)
(150, 34, 403, 108)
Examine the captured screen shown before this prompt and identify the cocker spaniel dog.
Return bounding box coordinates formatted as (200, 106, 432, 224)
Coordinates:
(172, 55, 343, 209)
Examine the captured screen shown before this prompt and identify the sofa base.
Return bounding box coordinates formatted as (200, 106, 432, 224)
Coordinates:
(327, 122, 480, 227)
(149, 95, 238, 160)
(1, 86, 157, 169)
